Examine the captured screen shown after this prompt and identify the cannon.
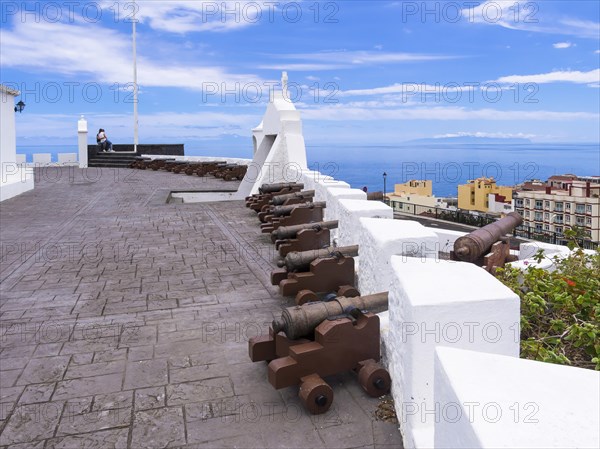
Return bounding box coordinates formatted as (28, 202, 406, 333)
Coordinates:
(248, 292, 391, 414)
(260, 201, 326, 234)
(246, 185, 306, 211)
(258, 200, 323, 223)
(270, 190, 315, 207)
(273, 221, 338, 256)
(366, 191, 384, 201)
(129, 156, 151, 169)
(259, 182, 304, 195)
(245, 183, 304, 208)
(451, 212, 523, 272)
(271, 245, 359, 304)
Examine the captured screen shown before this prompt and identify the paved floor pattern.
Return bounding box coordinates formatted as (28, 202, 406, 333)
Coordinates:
(0, 167, 402, 449)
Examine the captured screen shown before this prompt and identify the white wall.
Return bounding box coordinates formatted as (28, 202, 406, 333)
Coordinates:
(434, 347, 599, 449)
(1, 86, 34, 202)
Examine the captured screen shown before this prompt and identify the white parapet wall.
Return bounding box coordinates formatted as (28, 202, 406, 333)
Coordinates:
(434, 347, 600, 449)
(337, 199, 393, 247)
(388, 256, 520, 449)
(32, 153, 52, 165)
(57, 153, 78, 165)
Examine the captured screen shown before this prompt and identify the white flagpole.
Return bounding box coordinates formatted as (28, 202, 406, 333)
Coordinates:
(132, 0, 139, 152)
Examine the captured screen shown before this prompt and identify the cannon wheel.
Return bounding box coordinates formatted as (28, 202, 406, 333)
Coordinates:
(337, 285, 360, 298)
(295, 289, 318, 305)
(299, 374, 333, 415)
(357, 360, 391, 397)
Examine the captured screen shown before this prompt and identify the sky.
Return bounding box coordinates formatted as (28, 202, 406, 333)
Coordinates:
(1, 0, 599, 151)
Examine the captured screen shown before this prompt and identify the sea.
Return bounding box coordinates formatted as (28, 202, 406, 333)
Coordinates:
(16, 143, 600, 197)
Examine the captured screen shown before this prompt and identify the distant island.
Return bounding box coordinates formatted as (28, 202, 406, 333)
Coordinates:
(405, 136, 533, 145)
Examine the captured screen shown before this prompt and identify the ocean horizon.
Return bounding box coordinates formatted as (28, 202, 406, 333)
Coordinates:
(16, 142, 600, 197)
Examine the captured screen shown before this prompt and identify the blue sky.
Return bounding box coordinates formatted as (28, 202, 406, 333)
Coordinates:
(1, 0, 599, 151)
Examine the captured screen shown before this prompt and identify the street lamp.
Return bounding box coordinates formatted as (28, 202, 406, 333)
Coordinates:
(383, 172, 387, 204)
(14, 100, 25, 113)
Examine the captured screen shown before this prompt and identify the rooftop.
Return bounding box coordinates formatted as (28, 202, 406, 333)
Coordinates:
(0, 167, 402, 448)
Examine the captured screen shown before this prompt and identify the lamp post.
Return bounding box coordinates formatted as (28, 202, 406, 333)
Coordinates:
(132, 0, 138, 152)
(14, 100, 25, 113)
(383, 172, 387, 204)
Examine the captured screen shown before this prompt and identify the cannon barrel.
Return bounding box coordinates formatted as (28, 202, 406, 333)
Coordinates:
(453, 212, 523, 263)
(271, 292, 388, 340)
(271, 201, 326, 218)
(366, 191, 384, 201)
(272, 220, 338, 241)
(277, 245, 359, 271)
(259, 182, 304, 194)
(271, 190, 315, 206)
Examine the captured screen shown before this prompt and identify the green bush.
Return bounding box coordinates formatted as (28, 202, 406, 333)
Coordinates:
(495, 245, 600, 371)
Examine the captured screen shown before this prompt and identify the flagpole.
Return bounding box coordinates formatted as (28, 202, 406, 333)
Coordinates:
(132, 0, 139, 153)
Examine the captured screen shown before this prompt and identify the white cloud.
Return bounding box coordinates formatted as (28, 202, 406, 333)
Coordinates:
(595, 50, 600, 54)
(553, 42, 573, 49)
(16, 111, 259, 141)
(298, 104, 599, 122)
(0, 20, 263, 89)
(433, 131, 536, 139)
(494, 69, 600, 84)
(260, 50, 459, 71)
(99, 0, 276, 34)
(340, 83, 475, 97)
(462, 1, 600, 39)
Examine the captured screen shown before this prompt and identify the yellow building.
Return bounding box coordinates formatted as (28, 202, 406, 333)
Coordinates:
(393, 180, 433, 197)
(458, 177, 513, 212)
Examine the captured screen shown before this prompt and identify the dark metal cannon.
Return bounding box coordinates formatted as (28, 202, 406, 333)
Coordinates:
(258, 201, 324, 223)
(270, 190, 315, 206)
(271, 291, 388, 340)
(272, 220, 337, 256)
(259, 201, 326, 234)
(246, 184, 306, 211)
(452, 211, 523, 271)
(271, 245, 360, 304)
(272, 220, 338, 242)
(259, 182, 304, 194)
(248, 291, 391, 414)
(277, 244, 358, 272)
(366, 191, 384, 201)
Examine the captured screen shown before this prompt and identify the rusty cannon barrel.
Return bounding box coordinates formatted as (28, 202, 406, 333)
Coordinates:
(272, 220, 339, 241)
(270, 201, 326, 218)
(366, 191, 384, 201)
(277, 245, 359, 272)
(271, 292, 388, 340)
(453, 212, 523, 263)
(271, 190, 315, 206)
(259, 182, 304, 194)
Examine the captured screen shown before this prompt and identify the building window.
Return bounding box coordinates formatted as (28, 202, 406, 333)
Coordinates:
(576, 216, 585, 226)
(576, 203, 585, 214)
(544, 224, 550, 231)
(555, 226, 563, 234)
(554, 214, 563, 224)
(535, 223, 543, 231)
(565, 202, 571, 210)
(525, 211, 530, 218)
(586, 205, 592, 213)
(535, 200, 543, 210)
(535, 212, 543, 221)
(516, 199, 523, 207)
(586, 217, 592, 225)
(555, 202, 563, 212)
(544, 201, 550, 209)
(544, 212, 549, 220)
(565, 215, 570, 223)
(525, 199, 530, 206)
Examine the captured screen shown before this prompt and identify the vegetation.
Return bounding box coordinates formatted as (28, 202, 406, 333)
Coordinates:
(495, 228, 600, 371)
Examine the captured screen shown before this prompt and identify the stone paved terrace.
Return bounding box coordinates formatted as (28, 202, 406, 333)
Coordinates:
(0, 167, 402, 449)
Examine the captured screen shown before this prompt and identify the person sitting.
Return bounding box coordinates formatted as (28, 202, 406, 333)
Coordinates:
(96, 128, 114, 152)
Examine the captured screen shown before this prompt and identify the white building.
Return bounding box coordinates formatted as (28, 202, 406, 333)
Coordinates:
(1, 85, 34, 201)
